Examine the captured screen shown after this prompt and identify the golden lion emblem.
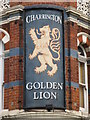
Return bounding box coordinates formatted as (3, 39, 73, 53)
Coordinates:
(29, 25, 60, 76)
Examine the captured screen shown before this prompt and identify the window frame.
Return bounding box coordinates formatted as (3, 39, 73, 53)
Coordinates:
(78, 45, 88, 113)
(0, 41, 4, 111)
(0, 28, 10, 112)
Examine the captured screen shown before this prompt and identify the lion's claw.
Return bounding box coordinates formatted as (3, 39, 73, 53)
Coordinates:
(34, 67, 40, 74)
(47, 71, 53, 77)
(29, 54, 33, 60)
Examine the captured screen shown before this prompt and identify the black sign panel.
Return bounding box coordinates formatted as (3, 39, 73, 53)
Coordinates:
(24, 7, 65, 109)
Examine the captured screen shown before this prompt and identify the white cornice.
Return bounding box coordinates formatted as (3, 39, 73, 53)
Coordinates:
(66, 6, 90, 30)
(0, 5, 24, 18)
(0, 5, 24, 25)
(0, 5, 90, 31)
(67, 17, 78, 24)
(67, 17, 90, 30)
(0, 16, 21, 25)
(78, 22, 90, 30)
(66, 6, 90, 22)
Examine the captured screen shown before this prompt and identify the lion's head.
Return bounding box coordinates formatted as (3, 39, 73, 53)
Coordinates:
(39, 25, 51, 37)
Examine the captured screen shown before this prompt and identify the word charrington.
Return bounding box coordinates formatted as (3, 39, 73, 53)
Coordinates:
(26, 14, 62, 24)
(26, 82, 63, 100)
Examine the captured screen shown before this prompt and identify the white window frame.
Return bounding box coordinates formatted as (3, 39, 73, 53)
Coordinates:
(0, 41, 4, 111)
(0, 28, 10, 112)
(78, 45, 88, 113)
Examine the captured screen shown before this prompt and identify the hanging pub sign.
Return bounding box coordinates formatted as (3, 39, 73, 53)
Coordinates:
(24, 6, 65, 109)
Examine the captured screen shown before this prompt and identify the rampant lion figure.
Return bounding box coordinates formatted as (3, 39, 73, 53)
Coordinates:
(29, 25, 60, 76)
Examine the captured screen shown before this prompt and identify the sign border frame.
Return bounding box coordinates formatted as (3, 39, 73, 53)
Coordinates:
(23, 4, 66, 110)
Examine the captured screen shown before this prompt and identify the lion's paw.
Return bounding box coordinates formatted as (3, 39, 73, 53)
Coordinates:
(34, 65, 47, 74)
(29, 28, 35, 35)
(29, 54, 33, 60)
(47, 64, 57, 76)
(34, 67, 40, 74)
(47, 71, 54, 77)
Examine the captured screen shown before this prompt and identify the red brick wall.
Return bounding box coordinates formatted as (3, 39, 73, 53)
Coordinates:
(10, 1, 77, 8)
(4, 59, 9, 109)
(4, 56, 23, 110)
(65, 20, 79, 111)
(77, 26, 90, 35)
(4, 86, 23, 110)
(9, 56, 23, 82)
(3, 19, 23, 110)
(65, 21, 78, 50)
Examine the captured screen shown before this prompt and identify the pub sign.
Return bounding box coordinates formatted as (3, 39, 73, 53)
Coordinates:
(24, 6, 65, 109)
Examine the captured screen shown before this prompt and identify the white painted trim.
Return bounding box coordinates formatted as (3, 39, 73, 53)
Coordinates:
(85, 62, 88, 113)
(78, 56, 87, 63)
(0, 109, 9, 119)
(0, 29, 10, 112)
(67, 17, 78, 23)
(77, 32, 90, 47)
(0, 5, 24, 17)
(78, 22, 90, 30)
(78, 45, 88, 113)
(0, 41, 4, 111)
(67, 17, 90, 30)
(77, 38, 80, 46)
(66, 6, 90, 30)
(66, 6, 90, 21)
(82, 35, 87, 43)
(77, 32, 90, 39)
(0, 28, 10, 43)
(0, 16, 21, 26)
(80, 45, 87, 58)
(1, 109, 88, 118)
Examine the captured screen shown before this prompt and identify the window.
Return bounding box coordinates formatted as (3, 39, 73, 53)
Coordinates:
(78, 45, 88, 113)
(0, 28, 10, 112)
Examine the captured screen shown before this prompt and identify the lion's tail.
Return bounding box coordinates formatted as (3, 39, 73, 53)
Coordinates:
(50, 41, 60, 61)
(50, 28, 60, 61)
